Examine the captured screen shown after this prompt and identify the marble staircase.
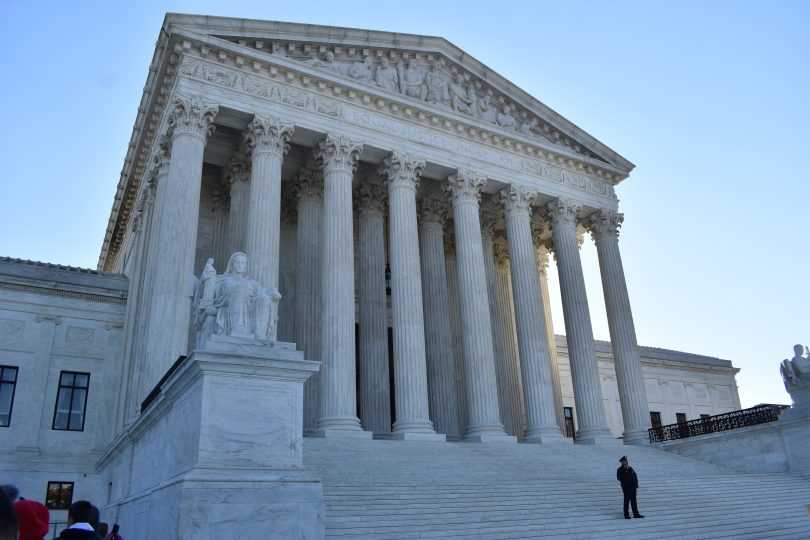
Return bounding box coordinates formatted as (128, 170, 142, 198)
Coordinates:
(304, 438, 810, 539)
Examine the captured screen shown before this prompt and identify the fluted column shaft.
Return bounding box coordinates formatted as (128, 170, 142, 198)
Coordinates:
(500, 187, 563, 442)
(245, 115, 294, 292)
(587, 210, 650, 445)
(543, 199, 612, 444)
(382, 153, 441, 440)
(143, 96, 217, 393)
(294, 164, 323, 434)
(445, 171, 513, 442)
(534, 242, 565, 434)
(480, 218, 518, 436)
(315, 135, 369, 437)
(226, 155, 250, 255)
(356, 184, 391, 436)
(493, 251, 526, 439)
(419, 200, 462, 440)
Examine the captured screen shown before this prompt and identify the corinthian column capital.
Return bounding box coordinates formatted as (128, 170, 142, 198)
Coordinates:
(292, 160, 324, 201)
(245, 115, 294, 157)
(498, 185, 536, 217)
(150, 137, 172, 180)
(444, 170, 486, 204)
(224, 153, 250, 187)
(585, 209, 624, 241)
(317, 134, 363, 174)
(480, 213, 498, 242)
(168, 95, 218, 140)
(493, 244, 510, 270)
(380, 152, 425, 191)
(541, 198, 581, 228)
(418, 198, 448, 227)
(355, 183, 387, 215)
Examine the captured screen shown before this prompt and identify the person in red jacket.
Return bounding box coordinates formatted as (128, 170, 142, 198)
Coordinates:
(14, 500, 50, 540)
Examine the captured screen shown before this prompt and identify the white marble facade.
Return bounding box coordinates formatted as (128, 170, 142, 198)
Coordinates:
(0, 14, 751, 538)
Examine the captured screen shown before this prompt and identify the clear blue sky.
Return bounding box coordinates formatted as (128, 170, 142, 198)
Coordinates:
(1, 1, 807, 408)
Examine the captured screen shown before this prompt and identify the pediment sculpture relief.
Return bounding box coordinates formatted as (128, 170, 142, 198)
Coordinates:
(780, 344, 810, 408)
(290, 51, 598, 160)
(193, 252, 282, 349)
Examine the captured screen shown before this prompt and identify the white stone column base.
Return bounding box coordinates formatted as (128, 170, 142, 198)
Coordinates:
(523, 430, 569, 444)
(391, 432, 447, 442)
(621, 429, 650, 446)
(574, 429, 620, 445)
(465, 434, 518, 443)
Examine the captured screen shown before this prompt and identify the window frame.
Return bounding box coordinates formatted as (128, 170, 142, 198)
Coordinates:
(52, 371, 90, 432)
(45, 481, 74, 510)
(650, 411, 662, 429)
(0, 365, 18, 428)
(676, 412, 687, 424)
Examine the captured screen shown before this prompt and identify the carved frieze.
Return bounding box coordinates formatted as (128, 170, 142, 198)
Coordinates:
(66, 326, 96, 344)
(285, 50, 601, 161)
(0, 318, 25, 336)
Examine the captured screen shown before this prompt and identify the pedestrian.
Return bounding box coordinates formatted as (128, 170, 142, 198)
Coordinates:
(57, 500, 97, 539)
(14, 499, 50, 540)
(617, 456, 644, 519)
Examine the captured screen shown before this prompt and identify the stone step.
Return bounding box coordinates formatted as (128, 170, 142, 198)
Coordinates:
(304, 438, 810, 538)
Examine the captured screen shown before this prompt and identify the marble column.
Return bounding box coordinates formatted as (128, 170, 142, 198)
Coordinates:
(444, 237, 469, 434)
(225, 153, 250, 256)
(117, 178, 157, 429)
(499, 186, 564, 443)
(294, 161, 324, 434)
(143, 95, 217, 393)
(244, 115, 294, 292)
(445, 170, 514, 442)
(480, 214, 518, 437)
(418, 198, 462, 441)
(381, 153, 443, 441)
(542, 198, 612, 444)
(315, 135, 370, 438)
(532, 232, 565, 434)
(493, 245, 527, 440)
(586, 210, 650, 445)
(277, 201, 297, 342)
(356, 183, 392, 437)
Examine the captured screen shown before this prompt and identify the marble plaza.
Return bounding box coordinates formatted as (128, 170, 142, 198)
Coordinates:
(6, 14, 797, 540)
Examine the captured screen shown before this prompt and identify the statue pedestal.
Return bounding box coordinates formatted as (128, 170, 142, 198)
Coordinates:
(98, 342, 322, 540)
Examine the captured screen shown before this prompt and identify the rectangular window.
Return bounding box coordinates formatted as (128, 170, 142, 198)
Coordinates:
(676, 412, 687, 424)
(52, 371, 90, 431)
(45, 482, 74, 510)
(650, 411, 662, 429)
(700, 414, 710, 419)
(0, 366, 18, 427)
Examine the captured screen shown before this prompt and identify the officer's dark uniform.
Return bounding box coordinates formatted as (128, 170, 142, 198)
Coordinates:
(616, 456, 644, 519)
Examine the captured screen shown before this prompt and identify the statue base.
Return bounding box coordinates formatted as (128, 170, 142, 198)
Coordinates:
(97, 345, 322, 539)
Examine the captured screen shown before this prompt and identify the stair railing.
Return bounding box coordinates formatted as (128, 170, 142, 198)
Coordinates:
(648, 403, 789, 443)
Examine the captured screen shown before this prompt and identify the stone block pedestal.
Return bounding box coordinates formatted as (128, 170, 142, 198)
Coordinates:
(98, 340, 322, 540)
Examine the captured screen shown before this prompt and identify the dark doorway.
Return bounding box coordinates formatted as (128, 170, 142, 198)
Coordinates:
(564, 406, 575, 439)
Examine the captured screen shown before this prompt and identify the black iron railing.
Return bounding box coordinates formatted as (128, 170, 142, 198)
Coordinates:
(648, 404, 789, 443)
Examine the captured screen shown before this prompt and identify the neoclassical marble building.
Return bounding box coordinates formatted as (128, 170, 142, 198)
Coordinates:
(0, 14, 744, 537)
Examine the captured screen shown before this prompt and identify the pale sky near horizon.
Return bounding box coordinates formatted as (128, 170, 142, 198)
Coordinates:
(1, 1, 807, 411)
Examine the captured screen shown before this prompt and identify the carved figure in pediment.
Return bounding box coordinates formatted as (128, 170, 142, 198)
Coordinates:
(399, 59, 428, 100)
(348, 55, 374, 83)
(425, 70, 451, 107)
(306, 51, 344, 76)
(475, 95, 497, 123)
(519, 117, 539, 136)
(375, 57, 399, 92)
(496, 103, 517, 129)
(449, 74, 474, 115)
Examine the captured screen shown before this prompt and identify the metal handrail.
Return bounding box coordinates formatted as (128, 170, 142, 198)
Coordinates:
(648, 403, 789, 443)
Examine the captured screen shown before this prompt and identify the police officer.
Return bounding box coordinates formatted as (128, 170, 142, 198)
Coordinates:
(617, 456, 645, 519)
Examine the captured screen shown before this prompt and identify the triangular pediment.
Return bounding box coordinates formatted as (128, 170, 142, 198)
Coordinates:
(164, 14, 634, 173)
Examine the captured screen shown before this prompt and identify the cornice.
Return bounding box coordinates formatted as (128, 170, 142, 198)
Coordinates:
(99, 19, 632, 271)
